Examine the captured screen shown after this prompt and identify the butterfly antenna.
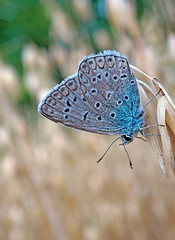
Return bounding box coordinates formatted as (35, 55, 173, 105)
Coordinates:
(97, 137, 121, 163)
(123, 144, 133, 169)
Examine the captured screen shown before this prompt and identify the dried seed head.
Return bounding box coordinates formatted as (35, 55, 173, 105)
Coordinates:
(132, 65, 175, 179)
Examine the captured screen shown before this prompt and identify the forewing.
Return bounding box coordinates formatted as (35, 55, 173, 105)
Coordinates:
(38, 76, 120, 135)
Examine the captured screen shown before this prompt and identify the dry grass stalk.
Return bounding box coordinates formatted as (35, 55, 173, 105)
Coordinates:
(153, 78, 175, 181)
(131, 65, 175, 180)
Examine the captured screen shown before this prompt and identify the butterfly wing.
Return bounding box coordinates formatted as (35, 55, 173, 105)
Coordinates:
(77, 50, 141, 131)
(38, 76, 119, 135)
(38, 50, 141, 135)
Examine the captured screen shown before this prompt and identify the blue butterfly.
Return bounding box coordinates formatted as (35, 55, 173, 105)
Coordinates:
(38, 50, 156, 168)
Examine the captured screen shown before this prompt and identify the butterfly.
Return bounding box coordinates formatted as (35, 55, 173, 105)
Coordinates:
(38, 50, 147, 168)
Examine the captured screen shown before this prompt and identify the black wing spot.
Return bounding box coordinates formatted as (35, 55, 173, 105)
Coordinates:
(91, 88, 97, 94)
(64, 108, 69, 113)
(97, 74, 102, 79)
(95, 102, 101, 109)
(113, 75, 118, 81)
(117, 99, 123, 105)
(121, 74, 127, 78)
(107, 92, 112, 99)
(67, 100, 71, 107)
(64, 115, 68, 119)
(97, 116, 102, 121)
(73, 96, 77, 102)
(130, 80, 135, 84)
(83, 112, 88, 121)
(124, 95, 129, 100)
(92, 77, 97, 83)
(110, 112, 115, 118)
(105, 72, 109, 77)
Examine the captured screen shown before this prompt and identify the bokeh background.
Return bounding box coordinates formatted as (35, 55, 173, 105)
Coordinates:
(0, 0, 175, 239)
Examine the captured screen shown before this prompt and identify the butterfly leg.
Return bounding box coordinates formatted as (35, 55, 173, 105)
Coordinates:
(140, 124, 164, 131)
(139, 129, 160, 137)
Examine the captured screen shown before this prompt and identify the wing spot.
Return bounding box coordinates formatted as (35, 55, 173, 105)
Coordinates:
(82, 63, 87, 69)
(43, 105, 54, 114)
(97, 116, 102, 121)
(92, 77, 97, 83)
(67, 80, 77, 91)
(83, 112, 88, 121)
(97, 74, 102, 79)
(95, 102, 101, 109)
(117, 99, 123, 105)
(121, 74, 127, 78)
(110, 112, 115, 118)
(91, 88, 97, 95)
(106, 92, 112, 99)
(64, 115, 68, 119)
(113, 75, 118, 81)
(67, 81, 73, 86)
(67, 100, 71, 107)
(59, 86, 69, 96)
(105, 72, 109, 77)
(121, 59, 127, 68)
(130, 80, 135, 84)
(64, 108, 69, 113)
(87, 59, 96, 69)
(124, 95, 129, 100)
(73, 96, 77, 102)
(52, 91, 62, 100)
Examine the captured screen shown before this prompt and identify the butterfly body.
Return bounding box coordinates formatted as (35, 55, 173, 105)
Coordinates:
(38, 50, 145, 146)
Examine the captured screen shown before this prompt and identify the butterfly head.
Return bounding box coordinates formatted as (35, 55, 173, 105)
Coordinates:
(121, 135, 133, 145)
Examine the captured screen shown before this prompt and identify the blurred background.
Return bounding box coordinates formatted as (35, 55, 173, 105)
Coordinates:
(0, 0, 175, 239)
